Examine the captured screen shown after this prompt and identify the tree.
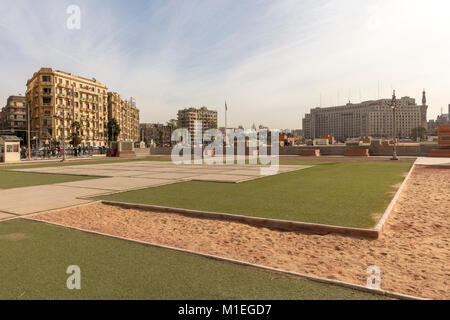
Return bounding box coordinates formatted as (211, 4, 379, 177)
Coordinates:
(70, 121, 82, 147)
(107, 119, 121, 142)
(411, 127, 426, 141)
(166, 119, 178, 146)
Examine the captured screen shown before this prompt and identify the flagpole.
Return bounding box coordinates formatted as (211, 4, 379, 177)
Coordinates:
(225, 101, 228, 130)
(225, 101, 228, 145)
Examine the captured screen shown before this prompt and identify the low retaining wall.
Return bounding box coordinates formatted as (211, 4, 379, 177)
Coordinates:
(345, 149, 370, 157)
(149, 144, 438, 157)
(101, 201, 380, 239)
(301, 149, 320, 157)
(429, 149, 450, 157)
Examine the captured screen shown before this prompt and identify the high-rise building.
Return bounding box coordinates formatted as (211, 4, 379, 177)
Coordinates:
(177, 107, 218, 139)
(0, 95, 27, 141)
(107, 92, 140, 142)
(428, 104, 450, 136)
(302, 93, 428, 141)
(26, 68, 109, 147)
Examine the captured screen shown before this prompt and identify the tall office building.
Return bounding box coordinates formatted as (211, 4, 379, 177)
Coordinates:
(428, 104, 450, 136)
(26, 68, 109, 146)
(302, 92, 428, 141)
(177, 107, 218, 138)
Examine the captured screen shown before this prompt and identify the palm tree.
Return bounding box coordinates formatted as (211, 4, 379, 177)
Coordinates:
(70, 121, 82, 147)
(107, 118, 121, 142)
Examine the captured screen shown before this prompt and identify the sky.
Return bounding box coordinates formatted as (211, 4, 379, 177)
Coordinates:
(1, 0, 450, 129)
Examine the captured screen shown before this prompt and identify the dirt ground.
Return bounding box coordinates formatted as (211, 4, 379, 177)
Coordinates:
(29, 165, 450, 299)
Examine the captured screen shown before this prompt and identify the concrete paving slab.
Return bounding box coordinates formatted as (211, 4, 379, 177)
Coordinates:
(56, 177, 177, 191)
(226, 169, 265, 177)
(192, 174, 256, 183)
(0, 185, 100, 215)
(415, 157, 450, 166)
(137, 172, 203, 180)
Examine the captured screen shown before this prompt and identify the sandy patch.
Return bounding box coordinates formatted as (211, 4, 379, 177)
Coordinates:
(0, 233, 29, 240)
(29, 166, 449, 299)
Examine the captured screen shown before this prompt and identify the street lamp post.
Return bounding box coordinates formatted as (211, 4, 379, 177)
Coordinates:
(27, 101, 31, 160)
(391, 90, 399, 161)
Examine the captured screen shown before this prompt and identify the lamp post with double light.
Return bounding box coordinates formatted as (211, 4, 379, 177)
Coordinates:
(391, 90, 399, 161)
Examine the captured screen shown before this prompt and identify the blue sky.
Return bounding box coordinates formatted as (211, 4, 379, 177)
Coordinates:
(1, 0, 449, 128)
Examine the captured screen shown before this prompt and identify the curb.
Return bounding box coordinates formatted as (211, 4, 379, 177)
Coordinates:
(375, 161, 416, 232)
(23, 217, 426, 300)
(101, 201, 380, 239)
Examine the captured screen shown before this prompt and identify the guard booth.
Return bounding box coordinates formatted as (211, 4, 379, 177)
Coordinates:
(0, 136, 21, 163)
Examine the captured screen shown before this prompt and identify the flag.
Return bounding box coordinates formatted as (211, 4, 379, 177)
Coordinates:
(225, 101, 228, 111)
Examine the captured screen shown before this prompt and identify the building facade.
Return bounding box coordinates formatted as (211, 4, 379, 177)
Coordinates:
(26, 68, 140, 147)
(107, 93, 140, 142)
(140, 123, 173, 146)
(428, 105, 450, 136)
(302, 92, 428, 141)
(26, 68, 109, 147)
(0, 95, 27, 141)
(177, 107, 218, 139)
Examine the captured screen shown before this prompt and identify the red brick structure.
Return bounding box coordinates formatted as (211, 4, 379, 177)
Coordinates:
(429, 125, 450, 157)
(301, 149, 320, 157)
(438, 125, 450, 146)
(345, 149, 370, 157)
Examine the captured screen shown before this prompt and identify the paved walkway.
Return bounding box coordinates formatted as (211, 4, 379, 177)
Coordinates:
(0, 161, 310, 219)
(415, 157, 450, 166)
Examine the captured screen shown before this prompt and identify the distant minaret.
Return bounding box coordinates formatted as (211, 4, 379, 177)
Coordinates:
(421, 89, 428, 129)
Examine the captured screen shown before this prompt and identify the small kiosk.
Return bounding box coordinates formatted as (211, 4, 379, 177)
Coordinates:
(0, 136, 21, 163)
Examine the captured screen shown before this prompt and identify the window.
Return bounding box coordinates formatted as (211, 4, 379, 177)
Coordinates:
(42, 76, 51, 82)
(75, 102, 79, 108)
(13, 145, 19, 153)
(7, 145, 12, 153)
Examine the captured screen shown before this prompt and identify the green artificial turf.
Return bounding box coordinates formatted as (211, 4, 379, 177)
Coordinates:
(0, 219, 387, 300)
(97, 161, 412, 228)
(0, 171, 97, 189)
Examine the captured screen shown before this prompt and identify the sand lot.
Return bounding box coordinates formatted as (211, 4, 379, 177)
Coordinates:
(29, 165, 450, 299)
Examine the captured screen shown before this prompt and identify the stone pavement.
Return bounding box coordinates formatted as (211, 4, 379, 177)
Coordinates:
(0, 161, 311, 219)
(415, 157, 450, 166)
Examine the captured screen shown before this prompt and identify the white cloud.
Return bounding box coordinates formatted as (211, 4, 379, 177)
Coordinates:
(1, 0, 450, 129)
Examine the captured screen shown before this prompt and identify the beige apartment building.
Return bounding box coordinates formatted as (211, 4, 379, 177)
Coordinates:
(26, 68, 109, 147)
(107, 93, 140, 142)
(26, 68, 140, 147)
(177, 107, 218, 139)
(0, 95, 27, 140)
(302, 92, 428, 141)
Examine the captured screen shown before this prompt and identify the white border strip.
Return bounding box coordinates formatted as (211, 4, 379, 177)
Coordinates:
(375, 160, 416, 232)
